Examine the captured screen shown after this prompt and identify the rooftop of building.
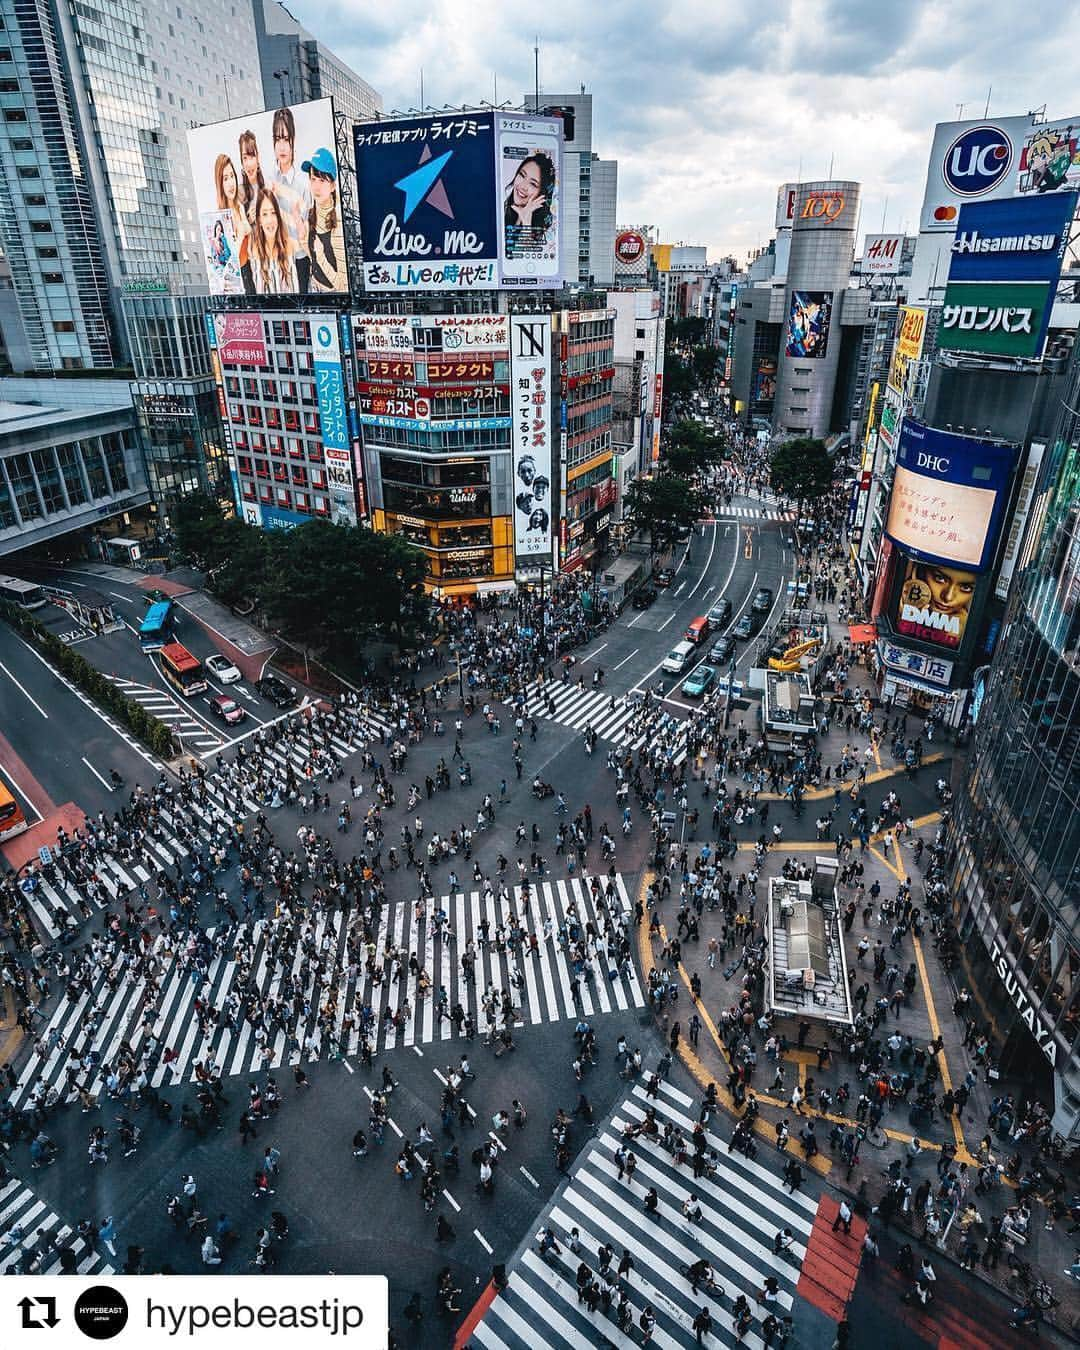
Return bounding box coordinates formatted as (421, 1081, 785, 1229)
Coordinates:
(765, 870, 853, 1027)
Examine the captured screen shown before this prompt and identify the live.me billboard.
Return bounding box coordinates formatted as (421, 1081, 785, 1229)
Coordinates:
(354, 111, 564, 292)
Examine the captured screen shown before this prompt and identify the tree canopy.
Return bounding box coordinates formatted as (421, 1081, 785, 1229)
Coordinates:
(624, 474, 707, 560)
(769, 437, 834, 507)
(665, 418, 727, 476)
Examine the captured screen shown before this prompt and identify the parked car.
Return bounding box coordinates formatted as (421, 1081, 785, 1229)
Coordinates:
(255, 676, 299, 709)
(682, 664, 717, 698)
(653, 566, 676, 588)
(205, 653, 241, 684)
(733, 613, 757, 640)
(751, 586, 774, 614)
(208, 693, 245, 726)
(709, 634, 735, 665)
(631, 586, 658, 610)
(707, 598, 732, 628)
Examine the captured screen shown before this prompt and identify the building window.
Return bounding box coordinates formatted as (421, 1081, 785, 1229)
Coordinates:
(3, 109, 27, 122)
(41, 273, 63, 284)
(53, 321, 75, 332)
(7, 453, 41, 519)
(56, 445, 86, 505)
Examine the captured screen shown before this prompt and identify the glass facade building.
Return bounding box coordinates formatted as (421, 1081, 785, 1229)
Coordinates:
(949, 351, 1080, 1137)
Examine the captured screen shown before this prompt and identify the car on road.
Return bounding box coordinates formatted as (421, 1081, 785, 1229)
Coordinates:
(631, 586, 658, 610)
(653, 566, 675, 588)
(732, 613, 757, 640)
(707, 598, 732, 628)
(205, 653, 242, 684)
(255, 675, 299, 709)
(751, 586, 774, 614)
(661, 641, 695, 675)
(709, 634, 735, 665)
(208, 693, 246, 726)
(682, 664, 717, 698)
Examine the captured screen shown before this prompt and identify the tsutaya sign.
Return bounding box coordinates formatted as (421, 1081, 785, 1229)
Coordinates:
(990, 939, 1058, 1066)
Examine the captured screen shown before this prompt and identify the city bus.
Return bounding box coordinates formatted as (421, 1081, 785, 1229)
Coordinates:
(0, 780, 28, 840)
(159, 641, 207, 697)
(139, 599, 175, 651)
(0, 575, 47, 611)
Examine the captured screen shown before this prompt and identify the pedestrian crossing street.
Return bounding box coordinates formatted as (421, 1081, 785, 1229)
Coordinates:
(517, 681, 693, 763)
(12, 874, 644, 1110)
(0, 1176, 116, 1276)
(20, 709, 393, 940)
(471, 1078, 818, 1350)
(706, 505, 795, 522)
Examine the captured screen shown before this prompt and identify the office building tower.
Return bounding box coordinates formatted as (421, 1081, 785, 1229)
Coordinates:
(253, 0, 381, 123)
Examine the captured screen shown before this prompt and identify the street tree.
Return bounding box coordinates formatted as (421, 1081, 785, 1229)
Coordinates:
(769, 437, 834, 516)
(625, 474, 707, 563)
(665, 418, 726, 476)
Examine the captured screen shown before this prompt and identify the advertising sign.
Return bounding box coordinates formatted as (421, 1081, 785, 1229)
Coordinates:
(948, 192, 1078, 282)
(918, 116, 1034, 232)
(878, 639, 955, 688)
(497, 114, 563, 287)
(510, 314, 553, 561)
(937, 279, 1053, 358)
(775, 183, 798, 228)
(752, 357, 777, 406)
(785, 291, 832, 359)
(885, 420, 1019, 570)
(652, 373, 664, 462)
(994, 440, 1045, 600)
(793, 184, 854, 229)
(354, 112, 563, 291)
(1016, 120, 1080, 196)
(886, 305, 927, 399)
(862, 233, 904, 275)
(894, 556, 976, 650)
(309, 315, 358, 525)
(614, 228, 649, 275)
(187, 98, 346, 296)
(212, 313, 266, 367)
(352, 313, 508, 357)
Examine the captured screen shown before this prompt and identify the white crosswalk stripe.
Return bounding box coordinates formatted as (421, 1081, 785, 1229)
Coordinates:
(11, 875, 644, 1107)
(706, 505, 795, 522)
(0, 1177, 116, 1275)
(517, 681, 692, 763)
(19, 715, 394, 939)
(472, 1078, 817, 1349)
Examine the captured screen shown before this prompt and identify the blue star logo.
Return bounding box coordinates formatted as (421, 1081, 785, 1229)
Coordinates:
(394, 147, 455, 222)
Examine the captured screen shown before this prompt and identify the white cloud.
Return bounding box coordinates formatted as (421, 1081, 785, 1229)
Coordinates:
(290, 0, 1080, 258)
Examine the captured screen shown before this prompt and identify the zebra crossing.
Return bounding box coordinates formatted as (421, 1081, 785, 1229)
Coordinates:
(11, 873, 644, 1109)
(0, 1176, 116, 1275)
(20, 710, 392, 940)
(106, 674, 227, 754)
(517, 681, 692, 762)
(470, 1077, 818, 1349)
(706, 505, 794, 522)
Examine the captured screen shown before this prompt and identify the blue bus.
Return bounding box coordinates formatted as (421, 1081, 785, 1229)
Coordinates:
(139, 599, 175, 651)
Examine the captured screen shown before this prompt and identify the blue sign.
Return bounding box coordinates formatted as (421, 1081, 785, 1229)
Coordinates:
(949, 192, 1078, 282)
(887, 420, 1020, 572)
(942, 124, 1014, 196)
(354, 113, 499, 292)
(358, 414, 511, 433)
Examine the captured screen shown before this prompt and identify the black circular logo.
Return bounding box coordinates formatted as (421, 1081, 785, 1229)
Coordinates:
(74, 1286, 128, 1340)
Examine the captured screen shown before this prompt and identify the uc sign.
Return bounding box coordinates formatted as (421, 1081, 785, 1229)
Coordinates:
(800, 192, 845, 222)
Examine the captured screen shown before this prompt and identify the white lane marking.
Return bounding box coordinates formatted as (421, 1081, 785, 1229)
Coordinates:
(413, 1045, 424, 1057)
(474, 1229, 493, 1254)
(578, 643, 608, 663)
(611, 648, 638, 672)
(682, 520, 719, 603)
(520, 1167, 540, 1189)
(0, 659, 49, 718)
(443, 1190, 461, 1212)
(80, 757, 114, 791)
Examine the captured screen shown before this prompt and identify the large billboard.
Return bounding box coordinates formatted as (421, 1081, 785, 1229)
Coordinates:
(894, 557, 976, 650)
(212, 312, 266, 367)
(886, 305, 927, 399)
(614, 228, 649, 278)
(510, 314, 553, 561)
(187, 98, 346, 297)
(885, 420, 1019, 571)
(309, 315, 359, 526)
(918, 116, 1034, 233)
(354, 112, 563, 292)
(785, 291, 832, 359)
(938, 279, 1054, 358)
(862, 233, 904, 275)
(1015, 121, 1080, 195)
(752, 357, 777, 407)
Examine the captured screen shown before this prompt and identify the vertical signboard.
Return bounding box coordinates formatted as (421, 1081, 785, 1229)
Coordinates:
(652, 373, 664, 462)
(309, 315, 358, 526)
(496, 113, 564, 287)
(994, 441, 1045, 599)
(510, 314, 553, 561)
(862, 233, 904, 274)
(886, 306, 927, 399)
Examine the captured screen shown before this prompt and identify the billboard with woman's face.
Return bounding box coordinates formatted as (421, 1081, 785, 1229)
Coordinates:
(895, 557, 977, 649)
(497, 114, 562, 287)
(186, 98, 347, 297)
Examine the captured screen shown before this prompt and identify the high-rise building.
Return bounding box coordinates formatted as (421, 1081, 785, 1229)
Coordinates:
(947, 348, 1080, 1136)
(252, 0, 381, 124)
(523, 92, 618, 287)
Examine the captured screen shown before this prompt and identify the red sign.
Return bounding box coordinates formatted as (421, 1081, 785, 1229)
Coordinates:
(614, 230, 646, 266)
(653, 373, 664, 419)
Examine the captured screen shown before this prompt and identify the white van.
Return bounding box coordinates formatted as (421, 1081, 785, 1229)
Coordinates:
(662, 641, 695, 675)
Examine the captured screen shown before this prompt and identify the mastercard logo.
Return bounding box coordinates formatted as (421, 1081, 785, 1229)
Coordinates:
(933, 205, 958, 222)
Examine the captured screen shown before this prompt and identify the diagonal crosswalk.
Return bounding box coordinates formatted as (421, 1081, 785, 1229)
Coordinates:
(0, 1176, 116, 1275)
(19, 710, 393, 939)
(471, 1078, 818, 1349)
(517, 682, 692, 762)
(11, 874, 644, 1108)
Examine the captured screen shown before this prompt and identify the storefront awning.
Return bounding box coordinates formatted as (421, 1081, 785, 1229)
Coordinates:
(848, 622, 877, 644)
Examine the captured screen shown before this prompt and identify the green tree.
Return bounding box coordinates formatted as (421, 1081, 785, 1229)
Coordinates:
(665, 418, 726, 476)
(204, 519, 268, 608)
(173, 491, 230, 568)
(769, 437, 834, 517)
(625, 474, 707, 563)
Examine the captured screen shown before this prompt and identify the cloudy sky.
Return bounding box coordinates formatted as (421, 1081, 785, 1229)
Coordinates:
(290, 0, 1079, 261)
